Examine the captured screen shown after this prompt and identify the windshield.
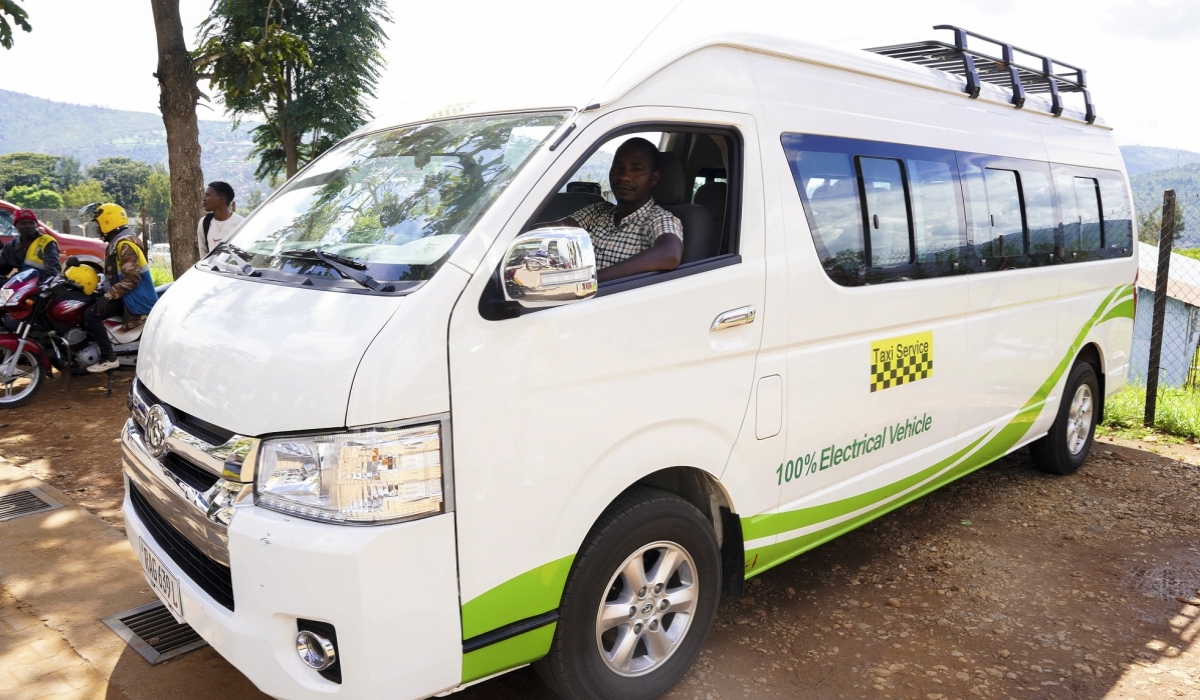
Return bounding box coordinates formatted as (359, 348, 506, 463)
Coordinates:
(211, 111, 568, 293)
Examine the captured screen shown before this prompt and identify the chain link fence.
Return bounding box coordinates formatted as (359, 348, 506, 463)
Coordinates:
(1131, 189, 1200, 425)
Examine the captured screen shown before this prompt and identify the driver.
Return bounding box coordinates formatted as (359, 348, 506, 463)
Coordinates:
(539, 138, 683, 282)
(0, 209, 61, 280)
(83, 203, 158, 373)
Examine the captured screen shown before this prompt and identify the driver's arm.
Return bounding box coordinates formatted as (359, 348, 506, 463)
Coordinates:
(597, 233, 682, 283)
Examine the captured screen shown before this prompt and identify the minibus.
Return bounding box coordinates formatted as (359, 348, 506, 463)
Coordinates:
(121, 21, 1135, 700)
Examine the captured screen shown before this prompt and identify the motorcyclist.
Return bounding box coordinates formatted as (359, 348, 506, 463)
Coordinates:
(0, 209, 61, 280)
(83, 203, 158, 373)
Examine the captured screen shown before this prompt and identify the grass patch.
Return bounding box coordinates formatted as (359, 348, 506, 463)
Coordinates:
(1101, 384, 1200, 441)
(150, 266, 174, 286)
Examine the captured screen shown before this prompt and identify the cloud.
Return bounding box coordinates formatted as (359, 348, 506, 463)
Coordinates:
(1107, 0, 1200, 41)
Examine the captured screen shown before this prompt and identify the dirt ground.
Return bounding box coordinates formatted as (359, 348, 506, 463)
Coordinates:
(1, 373, 1199, 699)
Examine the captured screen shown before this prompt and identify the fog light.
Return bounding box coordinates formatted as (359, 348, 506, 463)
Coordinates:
(296, 630, 336, 671)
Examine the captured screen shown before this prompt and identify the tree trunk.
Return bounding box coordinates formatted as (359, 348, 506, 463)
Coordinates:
(283, 128, 299, 179)
(150, 0, 204, 279)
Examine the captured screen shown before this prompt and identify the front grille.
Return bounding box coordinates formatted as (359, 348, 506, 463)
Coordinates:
(129, 482, 235, 610)
(136, 380, 235, 445)
(162, 453, 220, 493)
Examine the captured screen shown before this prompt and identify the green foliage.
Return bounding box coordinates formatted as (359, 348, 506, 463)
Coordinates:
(1130, 162, 1200, 203)
(87, 157, 153, 210)
(55, 155, 84, 189)
(1136, 199, 1188, 244)
(196, 0, 389, 179)
(1102, 385, 1200, 440)
(5, 184, 62, 208)
(61, 180, 106, 210)
(136, 168, 172, 222)
(241, 186, 265, 214)
(1176, 248, 1200, 262)
(150, 266, 174, 286)
(0, 0, 31, 50)
(0, 151, 60, 192)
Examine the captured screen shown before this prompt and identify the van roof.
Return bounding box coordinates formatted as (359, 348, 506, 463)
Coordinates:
(355, 13, 1102, 136)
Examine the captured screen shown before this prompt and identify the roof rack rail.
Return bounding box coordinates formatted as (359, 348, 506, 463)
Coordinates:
(866, 25, 1095, 124)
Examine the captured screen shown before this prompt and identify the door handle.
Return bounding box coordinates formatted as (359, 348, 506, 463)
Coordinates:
(711, 306, 755, 331)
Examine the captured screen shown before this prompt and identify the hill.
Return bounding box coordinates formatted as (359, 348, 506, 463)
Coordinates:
(0, 89, 262, 198)
(1120, 146, 1200, 177)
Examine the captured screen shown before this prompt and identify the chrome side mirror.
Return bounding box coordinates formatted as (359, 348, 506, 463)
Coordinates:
(502, 227, 597, 308)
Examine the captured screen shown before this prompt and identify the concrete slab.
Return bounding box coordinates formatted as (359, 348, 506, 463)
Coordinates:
(0, 458, 267, 700)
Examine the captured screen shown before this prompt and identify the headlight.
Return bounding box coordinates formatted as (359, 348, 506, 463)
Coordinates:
(0, 288, 14, 307)
(255, 422, 445, 525)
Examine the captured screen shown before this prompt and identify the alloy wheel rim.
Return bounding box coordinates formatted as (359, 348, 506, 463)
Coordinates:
(0, 349, 38, 403)
(1066, 383, 1093, 455)
(595, 540, 698, 677)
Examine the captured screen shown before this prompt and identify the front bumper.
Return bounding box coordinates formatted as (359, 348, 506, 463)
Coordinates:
(123, 441, 463, 699)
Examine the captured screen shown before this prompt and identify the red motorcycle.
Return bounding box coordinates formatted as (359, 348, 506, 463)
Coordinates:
(0, 265, 162, 407)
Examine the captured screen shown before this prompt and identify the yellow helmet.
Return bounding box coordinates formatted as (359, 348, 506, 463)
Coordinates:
(65, 265, 100, 296)
(92, 203, 129, 235)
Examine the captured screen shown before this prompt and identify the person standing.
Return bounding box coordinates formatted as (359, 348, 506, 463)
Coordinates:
(0, 209, 61, 280)
(84, 204, 158, 373)
(196, 181, 245, 256)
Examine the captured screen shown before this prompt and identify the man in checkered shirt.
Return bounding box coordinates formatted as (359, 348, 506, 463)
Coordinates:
(541, 138, 684, 282)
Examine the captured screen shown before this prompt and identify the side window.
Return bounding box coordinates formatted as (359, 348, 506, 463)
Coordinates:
(1098, 177, 1133, 253)
(980, 168, 1024, 259)
(907, 158, 962, 266)
(859, 157, 911, 268)
(1020, 168, 1056, 258)
(786, 147, 865, 283)
(1073, 178, 1103, 252)
(0, 210, 14, 237)
(1056, 169, 1104, 259)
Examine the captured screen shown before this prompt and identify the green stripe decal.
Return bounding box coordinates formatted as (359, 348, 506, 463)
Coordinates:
(461, 623, 557, 683)
(461, 555, 574, 640)
(742, 284, 1133, 577)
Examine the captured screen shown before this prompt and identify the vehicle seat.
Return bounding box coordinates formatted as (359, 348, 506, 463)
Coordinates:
(103, 319, 143, 345)
(535, 191, 605, 224)
(652, 153, 717, 264)
(693, 181, 727, 243)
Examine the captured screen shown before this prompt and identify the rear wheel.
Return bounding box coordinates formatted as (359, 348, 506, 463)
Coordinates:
(0, 347, 44, 408)
(535, 488, 721, 700)
(1029, 360, 1098, 475)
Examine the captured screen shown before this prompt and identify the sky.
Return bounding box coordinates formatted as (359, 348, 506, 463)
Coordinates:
(1, 0, 1198, 152)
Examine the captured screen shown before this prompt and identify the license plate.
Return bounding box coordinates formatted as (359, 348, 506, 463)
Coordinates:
(139, 538, 185, 623)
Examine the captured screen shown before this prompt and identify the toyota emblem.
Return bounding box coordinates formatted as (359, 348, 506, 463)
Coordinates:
(145, 404, 175, 458)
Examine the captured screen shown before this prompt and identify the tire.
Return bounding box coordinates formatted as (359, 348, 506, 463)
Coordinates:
(0, 347, 44, 409)
(1029, 360, 1098, 475)
(535, 488, 722, 700)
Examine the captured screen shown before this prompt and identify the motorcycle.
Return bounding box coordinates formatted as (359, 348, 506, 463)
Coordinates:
(0, 263, 166, 407)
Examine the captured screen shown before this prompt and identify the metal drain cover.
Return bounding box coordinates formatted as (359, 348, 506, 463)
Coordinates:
(102, 601, 208, 664)
(0, 489, 62, 521)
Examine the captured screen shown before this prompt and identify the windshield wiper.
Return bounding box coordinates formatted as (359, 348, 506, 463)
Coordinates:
(211, 242, 258, 276)
(282, 248, 394, 292)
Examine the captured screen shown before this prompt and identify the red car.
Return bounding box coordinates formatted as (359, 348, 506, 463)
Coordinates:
(0, 199, 106, 271)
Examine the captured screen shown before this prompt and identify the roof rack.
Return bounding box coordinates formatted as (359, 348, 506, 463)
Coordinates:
(867, 25, 1095, 124)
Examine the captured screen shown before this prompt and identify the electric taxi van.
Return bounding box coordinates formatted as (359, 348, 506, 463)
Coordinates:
(122, 22, 1136, 700)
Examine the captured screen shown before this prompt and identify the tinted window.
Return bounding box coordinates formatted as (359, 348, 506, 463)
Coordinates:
(0, 210, 13, 236)
(1099, 177, 1132, 251)
(788, 149, 865, 280)
(1021, 168, 1056, 256)
(908, 158, 962, 264)
(1074, 178, 1103, 251)
(980, 168, 1024, 258)
(859, 157, 910, 267)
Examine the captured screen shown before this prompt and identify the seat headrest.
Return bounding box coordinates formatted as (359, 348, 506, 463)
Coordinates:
(651, 152, 687, 205)
(693, 182, 727, 220)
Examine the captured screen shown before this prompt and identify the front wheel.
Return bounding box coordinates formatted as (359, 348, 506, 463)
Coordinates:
(1029, 360, 1098, 475)
(0, 347, 44, 408)
(535, 489, 721, 700)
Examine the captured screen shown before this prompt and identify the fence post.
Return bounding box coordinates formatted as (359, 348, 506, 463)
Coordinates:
(1145, 188, 1177, 427)
(61, 218, 70, 235)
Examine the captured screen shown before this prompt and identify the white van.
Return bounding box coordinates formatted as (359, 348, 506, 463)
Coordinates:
(121, 23, 1136, 700)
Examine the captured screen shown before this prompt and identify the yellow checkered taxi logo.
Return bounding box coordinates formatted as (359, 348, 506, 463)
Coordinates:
(870, 331, 933, 392)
